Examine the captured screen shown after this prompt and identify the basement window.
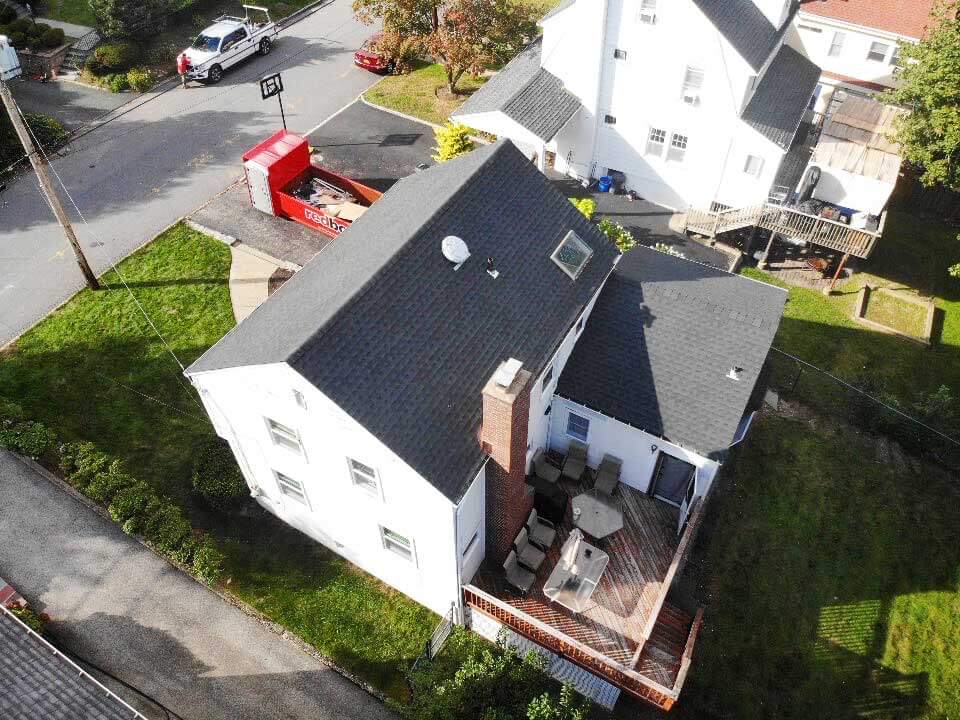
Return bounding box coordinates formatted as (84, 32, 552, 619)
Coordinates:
(381, 526, 415, 563)
(551, 230, 594, 280)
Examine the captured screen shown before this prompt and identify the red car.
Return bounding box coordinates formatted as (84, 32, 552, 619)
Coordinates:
(354, 33, 394, 73)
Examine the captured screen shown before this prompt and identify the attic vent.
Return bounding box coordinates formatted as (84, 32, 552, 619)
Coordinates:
(494, 358, 524, 388)
(727, 366, 744, 381)
(551, 230, 593, 280)
(442, 235, 470, 270)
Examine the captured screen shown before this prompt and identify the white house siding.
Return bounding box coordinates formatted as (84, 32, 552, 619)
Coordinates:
(548, 396, 719, 499)
(526, 288, 606, 471)
(546, 0, 788, 210)
(457, 466, 486, 585)
(468, 608, 622, 709)
(791, 15, 907, 93)
(192, 363, 461, 617)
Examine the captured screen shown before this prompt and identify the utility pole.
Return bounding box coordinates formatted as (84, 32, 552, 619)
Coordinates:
(0, 80, 99, 290)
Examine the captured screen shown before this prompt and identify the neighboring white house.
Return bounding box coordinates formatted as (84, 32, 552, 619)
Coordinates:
(453, 0, 821, 212)
(790, 0, 935, 114)
(185, 139, 786, 711)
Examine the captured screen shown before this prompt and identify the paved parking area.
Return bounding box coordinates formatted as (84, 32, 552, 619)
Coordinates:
(190, 100, 435, 265)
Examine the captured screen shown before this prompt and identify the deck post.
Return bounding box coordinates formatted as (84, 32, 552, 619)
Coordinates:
(757, 231, 776, 269)
(826, 253, 850, 294)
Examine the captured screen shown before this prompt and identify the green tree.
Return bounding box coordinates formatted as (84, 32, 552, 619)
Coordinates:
(432, 121, 475, 161)
(352, 0, 439, 35)
(527, 685, 590, 720)
(428, 0, 537, 94)
(883, 0, 960, 188)
(89, 0, 167, 39)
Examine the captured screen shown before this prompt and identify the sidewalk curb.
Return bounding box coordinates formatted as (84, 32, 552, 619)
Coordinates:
(6, 450, 390, 707)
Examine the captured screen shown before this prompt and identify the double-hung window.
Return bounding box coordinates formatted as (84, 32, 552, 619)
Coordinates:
(743, 155, 764, 177)
(347, 458, 380, 497)
(638, 0, 657, 25)
(566, 412, 590, 442)
(681, 66, 705, 106)
(867, 41, 889, 63)
(646, 127, 666, 157)
(274, 470, 309, 507)
(828, 31, 845, 57)
(266, 418, 302, 454)
(380, 526, 415, 563)
(667, 133, 688, 163)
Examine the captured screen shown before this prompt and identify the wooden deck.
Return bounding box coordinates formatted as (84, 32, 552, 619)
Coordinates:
(471, 477, 681, 670)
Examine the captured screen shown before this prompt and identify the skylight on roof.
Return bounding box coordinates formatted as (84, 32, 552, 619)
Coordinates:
(551, 230, 593, 280)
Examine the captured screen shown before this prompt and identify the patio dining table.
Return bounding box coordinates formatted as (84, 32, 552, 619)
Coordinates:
(571, 489, 623, 539)
(543, 530, 609, 613)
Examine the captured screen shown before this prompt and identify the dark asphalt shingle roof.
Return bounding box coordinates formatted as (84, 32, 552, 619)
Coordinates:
(0, 608, 145, 719)
(692, 0, 795, 71)
(556, 247, 786, 459)
(453, 39, 581, 142)
(188, 140, 618, 501)
(742, 44, 822, 150)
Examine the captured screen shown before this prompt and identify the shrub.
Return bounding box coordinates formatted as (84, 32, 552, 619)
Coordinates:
(191, 438, 247, 510)
(432, 122, 475, 162)
(0, 420, 55, 459)
(9, 17, 32, 34)
(7, 603, 48, 634)
(94, 41, 138, 71)
(126, 67, 153, 92)
(568, 198, 595, 220)
(143, 500, 191, 553)
(146, 41, 178, 66)
(39, 27, 65, 49)
(85, 465, 136, 504)
(60, 443, 117, 490)
(28, 22, 49, 38)
(8, 30, 26, 47)
(171, 533, 201, 565)
(24, 113, 68, 150)
(653, 242, 685, 258)
(108, 481, 155, 525)
(0, 396, 24, 423)
(106, 72, 130, 92)
(597, 218, 636, 253)
(192, 535, 225, 585)
(0, 6, 16, 24)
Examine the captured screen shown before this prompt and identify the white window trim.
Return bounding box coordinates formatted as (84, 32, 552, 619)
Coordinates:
(638, 0, 657, 25)
(292, 389, 308, 410)
(743, 154, 764, 177)
(347, 457, 382, 499)
(645, 127, 667, 158)
(867, 41, 890, 63)
(566, 411, 590, 442)
(380, 526, 416, 564)
(265, 417, 304, 457)
(681, 66, 704, 106)
(666, 132, 689, 163)
(828, 31, 845, 57)
(274, 469, 310, 508)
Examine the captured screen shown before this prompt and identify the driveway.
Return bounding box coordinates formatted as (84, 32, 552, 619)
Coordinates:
(0, 450, 395, 720)
(11, 77, 129, 130)
(190, 100, 434, 265)
(0, 0, 380, 347)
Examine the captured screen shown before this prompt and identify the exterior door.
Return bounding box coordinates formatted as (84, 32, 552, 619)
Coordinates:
(651, 453, 696, 507)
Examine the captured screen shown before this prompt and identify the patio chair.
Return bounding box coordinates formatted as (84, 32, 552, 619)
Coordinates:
(594, 453, 622, 496)
(503, 550, 535, 595)
(526, 508, 556, 550)
(513, 526, 546, 573)
(533, 448, 561, 484)
(562, 439, 588, 482)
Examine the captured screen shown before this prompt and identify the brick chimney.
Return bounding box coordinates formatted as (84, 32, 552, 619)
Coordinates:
(480, 359, 534, 566)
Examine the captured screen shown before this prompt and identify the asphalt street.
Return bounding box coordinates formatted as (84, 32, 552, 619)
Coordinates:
(0, 0, 380, 346)
(0, 450, 396, 720)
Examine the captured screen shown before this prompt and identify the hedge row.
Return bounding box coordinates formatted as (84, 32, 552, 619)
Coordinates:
(0, 19, 66, 50)
(0, 398, 225, 585)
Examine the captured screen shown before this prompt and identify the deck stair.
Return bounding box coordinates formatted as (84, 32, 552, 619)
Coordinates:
(685, 203, 885, 259)
(636, 602, 693, 687)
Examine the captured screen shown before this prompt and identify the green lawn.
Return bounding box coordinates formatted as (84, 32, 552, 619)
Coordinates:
(0, 224, 446, 698)
(862, 289, 929, 340)
(678, 411, 960, 720)
(364, 60, 488, 127)
(41, 0, 96, 28)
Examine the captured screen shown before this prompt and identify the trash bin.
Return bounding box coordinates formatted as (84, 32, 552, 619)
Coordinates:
(597, 176, 613, 193)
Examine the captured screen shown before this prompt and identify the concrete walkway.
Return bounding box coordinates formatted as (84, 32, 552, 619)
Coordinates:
(229, 243, 281, 322)
(0, 450, 395, 720)
(36, 17, 95, 37)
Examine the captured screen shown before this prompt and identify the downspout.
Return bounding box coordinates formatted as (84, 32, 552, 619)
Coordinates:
(587, 0, 611, 180)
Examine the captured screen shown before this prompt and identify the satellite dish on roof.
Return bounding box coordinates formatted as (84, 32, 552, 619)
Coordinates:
(442, 235, 470, 267)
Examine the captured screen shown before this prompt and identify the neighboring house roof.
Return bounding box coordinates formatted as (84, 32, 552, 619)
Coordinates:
(799, 0, 935, 39)
(742, 44, 822, 149)
(821, 70, 890, 93)
(539, 0, 574, 24)
(556, 247, 786, 459)
(188, 140, 618, 502)
(812, 96, 905, 183)
(692, 0, 795, 72)
(452, 39, 581, 143)
(0, 606, 147, 720)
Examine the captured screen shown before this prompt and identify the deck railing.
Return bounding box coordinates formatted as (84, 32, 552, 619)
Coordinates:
(685, 203, 884, 259)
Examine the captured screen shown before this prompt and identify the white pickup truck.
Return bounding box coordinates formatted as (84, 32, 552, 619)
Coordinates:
(180, 5, 278, 84)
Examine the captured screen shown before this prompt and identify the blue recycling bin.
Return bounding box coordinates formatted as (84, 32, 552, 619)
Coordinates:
(597, 176, 613, 193)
